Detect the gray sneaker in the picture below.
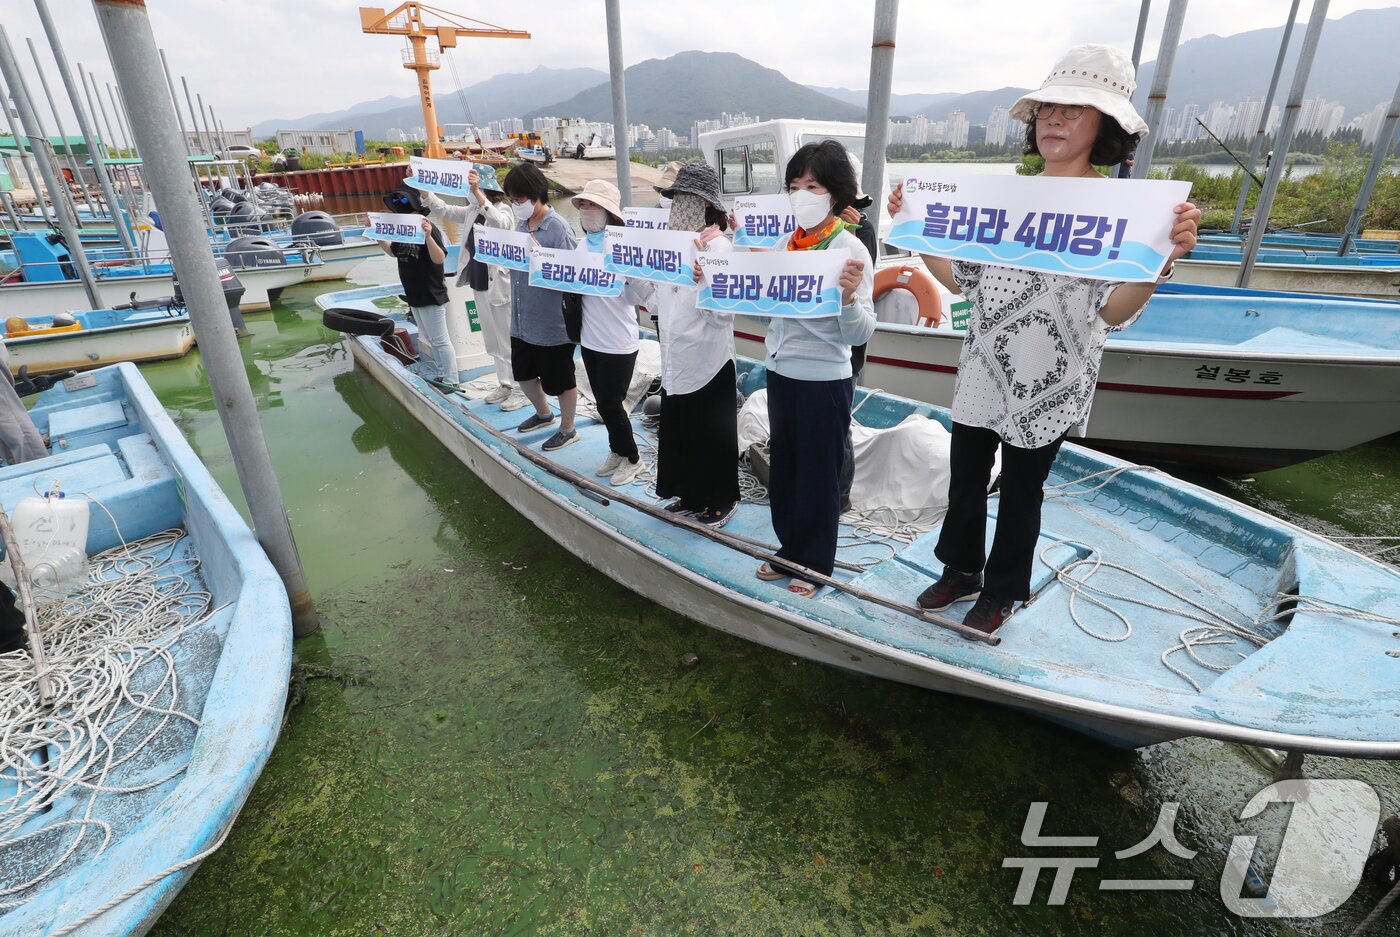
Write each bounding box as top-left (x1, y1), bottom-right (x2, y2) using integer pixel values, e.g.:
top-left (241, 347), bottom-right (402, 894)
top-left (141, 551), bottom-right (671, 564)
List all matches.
top-left (517, 412), bottom-right (555, 433)
top-left (610, 458), bottom-right (645, 487)
top-left (500, 391), bottom-right (529, 412)
top-left (484, 385), bottom-right (512, 405)
top-left (541, 429), bottom-right (579, 451)
top-left (595, 453), bottom-right (624, 477)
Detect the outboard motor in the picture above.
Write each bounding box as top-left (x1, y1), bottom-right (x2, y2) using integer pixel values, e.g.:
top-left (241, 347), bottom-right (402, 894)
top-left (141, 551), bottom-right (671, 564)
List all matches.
top-left (289, 210), bottom-right (343, 246)
top-left (220, 187), bottom-right (248, 204)
top-left (223, 235), bottom-right (286, 270)
top-left (173, 258), bottom-right (249, 336)
top-left (225, 200), bottom-right (271, 236)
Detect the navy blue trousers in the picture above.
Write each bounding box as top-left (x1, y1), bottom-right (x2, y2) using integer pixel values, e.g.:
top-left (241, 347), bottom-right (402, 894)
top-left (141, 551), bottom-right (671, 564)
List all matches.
top-left (934, 422), bottom-right (1065, 601)
top-left (767, 371), bottom-right (853, 578)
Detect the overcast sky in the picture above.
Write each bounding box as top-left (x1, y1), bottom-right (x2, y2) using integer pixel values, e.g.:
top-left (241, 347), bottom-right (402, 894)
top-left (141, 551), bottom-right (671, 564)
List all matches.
top-left (2, 0), bottom-right (1397, 130)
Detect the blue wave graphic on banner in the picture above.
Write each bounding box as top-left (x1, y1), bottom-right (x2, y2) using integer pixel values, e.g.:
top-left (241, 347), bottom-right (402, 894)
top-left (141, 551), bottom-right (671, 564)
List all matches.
top-left (885, 220), bottom-right (1167, 280)
top-left (698, 288), bottom-right (842, 318)
top-left (602, 261), bottom-right (693, 287)
top-left (528, 272), bottom-right (623, 297)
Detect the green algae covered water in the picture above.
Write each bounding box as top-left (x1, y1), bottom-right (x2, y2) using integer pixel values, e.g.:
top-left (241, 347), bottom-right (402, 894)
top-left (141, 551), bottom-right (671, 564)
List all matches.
top-left (139, 265), bottom-right (1400, 936)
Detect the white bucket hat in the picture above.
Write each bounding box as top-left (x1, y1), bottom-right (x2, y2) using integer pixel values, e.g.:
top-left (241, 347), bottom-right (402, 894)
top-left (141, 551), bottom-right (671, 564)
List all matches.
top-left (1010, 44), bottom-right (1149, 139)
top-left (570, 179), bottom-right (623, 221)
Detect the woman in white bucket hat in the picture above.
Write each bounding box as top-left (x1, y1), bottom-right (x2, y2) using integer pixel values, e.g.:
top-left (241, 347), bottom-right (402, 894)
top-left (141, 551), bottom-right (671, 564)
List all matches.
top-left (888, 44), bottom-right (1200, 639)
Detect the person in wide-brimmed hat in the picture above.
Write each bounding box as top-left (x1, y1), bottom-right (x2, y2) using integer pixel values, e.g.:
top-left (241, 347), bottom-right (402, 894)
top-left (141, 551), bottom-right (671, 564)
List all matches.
top-left (653, 161), bottom-right (685, 207)
top-left (888, 43), bottom-right (1199, 639)
top-left (652, 161), bottom-right (740, 527)
top-left (570, 178), bottom-right (655, 487)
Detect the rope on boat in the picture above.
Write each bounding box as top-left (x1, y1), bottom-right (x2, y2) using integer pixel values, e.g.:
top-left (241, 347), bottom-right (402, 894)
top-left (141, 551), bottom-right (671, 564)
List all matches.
top-left (0, 530), bottom-right (218, 915)
top-left (1352, 877), bottom-right (1400, 936)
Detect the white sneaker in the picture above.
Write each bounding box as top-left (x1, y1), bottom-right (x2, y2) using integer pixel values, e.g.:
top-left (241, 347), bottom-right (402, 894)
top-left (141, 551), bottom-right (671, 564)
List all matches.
top-left (610, 458), bottom-right (645, 487)
top-left (595, 453), bottom-right (624, 477)
top-left (484, 385), bottom-right (512, 405)
top-left (499, 391), bottom-right (529, 412)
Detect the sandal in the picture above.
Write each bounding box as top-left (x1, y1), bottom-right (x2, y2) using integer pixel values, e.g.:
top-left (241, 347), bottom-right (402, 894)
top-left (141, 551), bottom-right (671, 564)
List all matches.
top-left (756, 562), bottom-right (787, 582)
top-left (787, 580), bottom-right (819, 598)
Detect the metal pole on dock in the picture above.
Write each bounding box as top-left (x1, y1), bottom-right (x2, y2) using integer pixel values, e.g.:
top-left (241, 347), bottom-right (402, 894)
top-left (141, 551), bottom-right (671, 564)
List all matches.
top-left (1337, 76), bottom-right (1400, 255)
top-left (861, 0), bottom-right (898, 241)
top-left (107, 82), bottom-right (135, 155)
top-left (603, 0), bottom-right (632, 208)
top-left (1132, 0), bottom-right (1189, 179)
top-left (1237, 0), bottom-right (1330, 288)
top-left (33, 0), bottom-right (138, 255)
top-left (0, 26), bottom-right (103, 309)
top-left (180, 76), bottom-right (207, 154)
top-left (1231, 0), bottom-right (1300, 234)
top-left (1118, 0), bottom-right (1151, 178)
top-left (196, 93), bottom-right (216, 159)
top-left (26, 37), bottom-right (97, 216)
top-left (158, 49), bottom-right (190, 157)
top-left (83, 67), bottom-right (120, 157)
top-left (92, 0), bottom-right (319, 637)
top-left (210, 106), bottom-right (227, 158)
top-left (2, 82), bottom-right (53, 225)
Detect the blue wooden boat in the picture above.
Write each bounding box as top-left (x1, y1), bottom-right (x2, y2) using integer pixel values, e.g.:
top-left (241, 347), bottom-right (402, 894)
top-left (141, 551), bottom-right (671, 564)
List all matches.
top-left (1197, 231), bottom-right (1400, 254)
top-left (1175, 243), bottom-right (1400, 301)
top-left (2, 303), bottom-right (195, 377)
top-left (0, 364), bottom-right (292, 935)
top-left (319, 283), bottom-right (1400, 757)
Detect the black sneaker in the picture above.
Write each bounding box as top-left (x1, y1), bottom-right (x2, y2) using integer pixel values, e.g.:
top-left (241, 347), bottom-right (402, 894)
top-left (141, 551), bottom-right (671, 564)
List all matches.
top-left (697, 502), bottom-right (737, 528)
top-left (916, 567), bottom-right (982, 611)
top-left (961, 594), bottom-right (1016, 639)
top-left (541, 429), bottom-right (578, 451)
top-left (517, 412), bottom-right (555, 433)
top-left (663, 500), bottom-right (696, 516)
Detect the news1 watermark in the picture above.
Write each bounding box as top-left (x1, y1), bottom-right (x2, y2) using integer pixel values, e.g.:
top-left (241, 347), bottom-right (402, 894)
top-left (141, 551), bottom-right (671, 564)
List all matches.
top-left (1005, 779), bottom-right (1384, 918)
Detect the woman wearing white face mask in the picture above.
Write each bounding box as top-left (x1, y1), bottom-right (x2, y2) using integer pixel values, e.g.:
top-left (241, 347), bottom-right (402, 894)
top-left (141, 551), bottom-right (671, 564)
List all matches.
top-left (752, 141), bottom-right (875, 599)
top-left (501, 162), bottom-right (580, 452)
top-left (570, 180), bottom-right (654, 486)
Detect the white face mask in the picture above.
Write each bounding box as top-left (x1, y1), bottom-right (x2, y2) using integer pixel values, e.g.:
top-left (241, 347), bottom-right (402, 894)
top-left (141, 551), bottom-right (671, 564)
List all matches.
top-left (579, 209), bottom-right (608, 233)
top-left (789, 188), bottom-right (833, 230)
top-left (656, 193), bottom-right (672, 208)
top-left (511, 200), bottom-right (535, 222)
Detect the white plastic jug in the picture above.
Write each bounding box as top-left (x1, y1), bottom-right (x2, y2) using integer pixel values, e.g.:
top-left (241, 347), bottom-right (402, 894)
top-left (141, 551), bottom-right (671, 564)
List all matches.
top-left (1, 491), bottom-right (90, 602)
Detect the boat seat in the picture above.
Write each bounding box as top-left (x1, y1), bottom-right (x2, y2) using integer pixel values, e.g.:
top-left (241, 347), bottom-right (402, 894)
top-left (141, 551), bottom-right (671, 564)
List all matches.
top-left (48, 400), bottom-right (130, 441)
top-left (1231, 326), bottom-right (1380, 355)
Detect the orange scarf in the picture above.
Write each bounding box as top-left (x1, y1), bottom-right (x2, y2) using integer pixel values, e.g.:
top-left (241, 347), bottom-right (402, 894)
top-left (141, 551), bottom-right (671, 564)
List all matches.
top-left (786, 217), bottom-right (846, 251)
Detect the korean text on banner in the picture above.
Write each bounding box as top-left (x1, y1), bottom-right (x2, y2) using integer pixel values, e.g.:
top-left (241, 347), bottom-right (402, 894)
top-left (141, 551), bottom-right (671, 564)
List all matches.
top-left (623, 207), bottom-right (670, 230)
top-left (471, 224), bottom-right (533, 271)
top-left (364, 211), bottom-right (426, 245)
top-left (529, 246), bottom-right (625, 297)
top-left (884, 172), bottom-right (1191, 283)
top-left (697, 250), bottom-right (846, 319)
top-left (602, 226), bottom-right (697, 287)
top-left (405, 155), bottom-right (501, 197)
top-left (732, 194), bottom-right (797, 249)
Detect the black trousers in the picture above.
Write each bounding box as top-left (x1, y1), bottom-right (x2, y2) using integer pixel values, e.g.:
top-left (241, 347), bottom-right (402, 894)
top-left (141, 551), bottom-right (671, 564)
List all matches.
top-left (581, 347), bottom-right (638, 461)
top-left (934, 422), bottom-right (1065, 601)
top-left (768, 371), bottom-right (853, 578)
top-left (657, 361), bottom-right (739, 512)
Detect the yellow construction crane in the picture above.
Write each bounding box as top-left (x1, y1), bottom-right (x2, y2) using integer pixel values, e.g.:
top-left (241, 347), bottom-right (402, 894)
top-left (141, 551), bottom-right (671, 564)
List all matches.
top-left (359, 4), bottom-right (529, 159)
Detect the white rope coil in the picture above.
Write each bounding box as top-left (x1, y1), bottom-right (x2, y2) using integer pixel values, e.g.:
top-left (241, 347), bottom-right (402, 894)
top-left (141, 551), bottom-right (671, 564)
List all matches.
top-left (0, 529), bottom-right (215, 915)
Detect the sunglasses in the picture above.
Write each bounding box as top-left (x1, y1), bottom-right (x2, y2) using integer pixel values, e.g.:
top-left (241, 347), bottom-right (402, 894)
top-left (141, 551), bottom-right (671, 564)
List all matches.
top-left (1032, 103), bottom-right (1087, 121)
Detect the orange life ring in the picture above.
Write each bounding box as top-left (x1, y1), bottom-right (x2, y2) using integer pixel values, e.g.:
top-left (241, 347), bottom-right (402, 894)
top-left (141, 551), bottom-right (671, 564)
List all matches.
top-left (873, 264), bottom-right (942, 328)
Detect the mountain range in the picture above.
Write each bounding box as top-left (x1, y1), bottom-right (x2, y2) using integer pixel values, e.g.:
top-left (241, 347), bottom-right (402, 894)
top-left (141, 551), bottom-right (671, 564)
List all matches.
top-left (255, 7), bottom-right (1399, 139)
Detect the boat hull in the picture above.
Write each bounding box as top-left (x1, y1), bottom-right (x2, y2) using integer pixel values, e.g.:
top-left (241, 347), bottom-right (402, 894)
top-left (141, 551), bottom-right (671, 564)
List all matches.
top-left (5, 317), bottom-right (195, 375)
top-left (1174, 256), bottom-right (1400, 301)
top-left (0, 261), bottom-right (319, 316)
top-left (731, 317), bottom-right (1400, 473)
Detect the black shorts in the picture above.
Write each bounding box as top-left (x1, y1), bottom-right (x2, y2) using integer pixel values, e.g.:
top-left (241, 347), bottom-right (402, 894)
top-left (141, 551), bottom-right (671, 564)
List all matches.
top-left (510, 337), bottom-right (577, 396)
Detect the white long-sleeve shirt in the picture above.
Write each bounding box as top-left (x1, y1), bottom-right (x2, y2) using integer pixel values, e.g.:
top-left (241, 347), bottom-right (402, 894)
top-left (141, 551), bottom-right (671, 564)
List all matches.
top-left (423, 190), bottom-right (514, 308)
top-left (653, 234), bottom-right (735, 395)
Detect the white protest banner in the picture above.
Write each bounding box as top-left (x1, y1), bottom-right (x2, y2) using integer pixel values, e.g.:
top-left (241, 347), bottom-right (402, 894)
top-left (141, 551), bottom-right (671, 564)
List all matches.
top-left (884, 172), bottom-right (1191, 282)
top-left (732, 194), bottom-right (797, 249)
top-left (471, 224), bottom-right (533, 271)
top-left (364, 212), bottom-right (426, 245)
top-left (601, 225), bottom-right (696, 287)
top-left (529, 246), bottom-right (624, 297)
top-left (697, 250), bottom-right (846, 319)
top-left (404, 156), bottom-right (501, 198)
top-left (623, 206), bottom-right (670, 230)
